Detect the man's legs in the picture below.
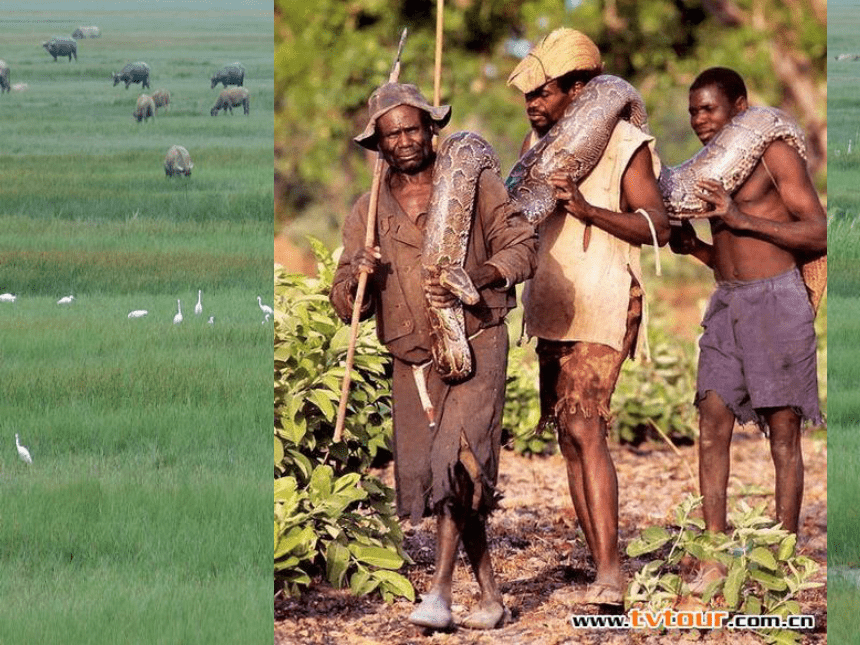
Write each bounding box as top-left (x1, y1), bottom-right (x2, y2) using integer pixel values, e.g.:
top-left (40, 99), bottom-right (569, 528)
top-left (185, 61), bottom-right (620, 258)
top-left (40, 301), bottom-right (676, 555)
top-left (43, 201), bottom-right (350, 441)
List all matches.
top-left (762, 407), bottom-right (803, 534)
top-left (690, 390), bottom-right (736, 591)
top-left (557, 409), bottom-right (623, 595)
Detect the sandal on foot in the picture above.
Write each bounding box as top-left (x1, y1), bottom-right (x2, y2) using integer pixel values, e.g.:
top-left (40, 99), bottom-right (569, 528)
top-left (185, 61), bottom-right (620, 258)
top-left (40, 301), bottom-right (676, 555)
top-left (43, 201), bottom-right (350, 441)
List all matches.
top-left (460, 603), bottom-right (510, 630)
top-left (408, 593), bottom-right (454, 630)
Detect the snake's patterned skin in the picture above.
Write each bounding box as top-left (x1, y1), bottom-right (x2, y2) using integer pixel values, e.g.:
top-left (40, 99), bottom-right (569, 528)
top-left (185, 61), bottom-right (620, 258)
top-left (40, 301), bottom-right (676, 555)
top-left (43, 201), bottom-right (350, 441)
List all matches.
top-left (659, 106), bottom-right (807, 217)
top-left (505, 75), bottom-right (649, 225)
top-left (422, 131), bottom-right (500, 381)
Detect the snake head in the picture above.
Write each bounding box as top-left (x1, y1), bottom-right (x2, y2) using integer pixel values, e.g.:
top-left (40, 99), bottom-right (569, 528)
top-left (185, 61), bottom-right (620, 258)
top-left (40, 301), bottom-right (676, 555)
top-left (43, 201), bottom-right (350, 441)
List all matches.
top-left (439, 266), bottom-right (480, 306)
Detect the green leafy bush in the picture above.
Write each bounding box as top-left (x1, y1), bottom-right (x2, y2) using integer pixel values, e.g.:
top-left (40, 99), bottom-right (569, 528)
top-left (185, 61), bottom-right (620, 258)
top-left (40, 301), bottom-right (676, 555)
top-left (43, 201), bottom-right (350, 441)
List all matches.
top-left (612, 319), bottom-right (699, 444)
top-left (502, 342), bottom-right (557, 456)
top-left (274, 239), bottom-right (413, 601)
top-left (626, 495), bottom-right (822, 645)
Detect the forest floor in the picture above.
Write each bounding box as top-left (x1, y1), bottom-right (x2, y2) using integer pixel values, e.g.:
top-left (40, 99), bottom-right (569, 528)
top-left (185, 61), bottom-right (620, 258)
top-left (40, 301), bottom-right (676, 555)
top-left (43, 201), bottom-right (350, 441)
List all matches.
top-left (275, 422), bottom-right (826, 645)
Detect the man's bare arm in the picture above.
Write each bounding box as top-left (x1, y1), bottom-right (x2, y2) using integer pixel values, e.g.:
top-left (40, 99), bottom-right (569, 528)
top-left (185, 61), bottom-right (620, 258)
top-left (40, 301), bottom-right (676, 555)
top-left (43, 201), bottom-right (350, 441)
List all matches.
top-left (694, 141), bottom-right (826, 253)
top-left (551, 145), bottom-right (670, 247)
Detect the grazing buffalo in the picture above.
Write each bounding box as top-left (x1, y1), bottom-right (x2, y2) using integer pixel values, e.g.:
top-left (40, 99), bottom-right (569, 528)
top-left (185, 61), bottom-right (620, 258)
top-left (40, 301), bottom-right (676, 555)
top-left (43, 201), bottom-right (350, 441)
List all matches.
top-left (72, 26), bottom-right (100, 39)
top-left (210, 62), bottom-right (245, 88)
top-left (113, 62), bottom-right (150, 89)
top-left (0, 60), bottom-right (9, 94)
top-left (42, 37), bottom-right (77, 61)
top-left (210, 87), bottom-right (250, 116)
top-left (134, 94), bottom-right (155, 122)
top-left (164, 145), bottom-right (193, 177)
top-left (151, 89), bottom-right (170, 112)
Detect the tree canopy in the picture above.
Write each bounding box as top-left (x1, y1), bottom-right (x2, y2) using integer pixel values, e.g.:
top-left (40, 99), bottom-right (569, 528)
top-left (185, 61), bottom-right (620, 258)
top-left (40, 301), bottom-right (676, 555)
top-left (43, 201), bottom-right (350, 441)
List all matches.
top-left (275, 0), bottom-right (825, 248)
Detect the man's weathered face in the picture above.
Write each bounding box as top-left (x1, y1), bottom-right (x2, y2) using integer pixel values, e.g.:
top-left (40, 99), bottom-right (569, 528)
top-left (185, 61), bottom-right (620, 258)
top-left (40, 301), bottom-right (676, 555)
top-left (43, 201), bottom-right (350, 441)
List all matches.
top-left (524, 79), bottom-right (578, 135)
top-left (376, 105), bottom-right (435, 174)
top-left (688, 85), bottom-right (745, 145)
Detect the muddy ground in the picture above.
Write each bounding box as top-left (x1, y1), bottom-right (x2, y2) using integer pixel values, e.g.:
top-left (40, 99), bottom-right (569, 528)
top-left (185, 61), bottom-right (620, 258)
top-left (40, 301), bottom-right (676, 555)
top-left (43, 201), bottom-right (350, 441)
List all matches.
top-left (275, 423), bottom-right (826, 645)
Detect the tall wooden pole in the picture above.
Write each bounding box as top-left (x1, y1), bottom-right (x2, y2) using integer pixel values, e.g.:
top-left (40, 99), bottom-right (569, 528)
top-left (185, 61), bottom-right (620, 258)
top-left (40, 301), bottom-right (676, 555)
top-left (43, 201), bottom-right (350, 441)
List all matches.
top-left (434, 0), bottom-right (444, 108)
top-left (333, 28), bottom-right (407, 443)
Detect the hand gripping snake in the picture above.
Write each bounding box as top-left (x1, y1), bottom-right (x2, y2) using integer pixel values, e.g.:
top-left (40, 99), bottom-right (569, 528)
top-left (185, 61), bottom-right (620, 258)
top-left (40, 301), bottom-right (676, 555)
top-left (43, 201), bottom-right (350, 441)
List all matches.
top-left (422, 75), bottom-right (824, 381)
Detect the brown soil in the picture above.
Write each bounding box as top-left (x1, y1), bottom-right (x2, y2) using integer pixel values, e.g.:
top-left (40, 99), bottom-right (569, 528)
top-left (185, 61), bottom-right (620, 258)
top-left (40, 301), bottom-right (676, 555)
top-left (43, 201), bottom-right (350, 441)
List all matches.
top-left (275, 426), bottom-right (826, 644)
top-left (275, 233), bottom-right (316, 275)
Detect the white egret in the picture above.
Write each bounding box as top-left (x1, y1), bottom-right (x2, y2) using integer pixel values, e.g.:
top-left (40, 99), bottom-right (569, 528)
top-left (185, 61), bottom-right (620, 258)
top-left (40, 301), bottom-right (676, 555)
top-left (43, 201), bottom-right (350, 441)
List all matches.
top-left (173, 299), bottom-right (183, 324)
top-left (57, 295), bottom-right (75, 305)
top-left (15, 434), bottom-right (32, 464)
top-left (262, 313), bottom-right (270, 324)
top-left (128, 310), bottom-right (148, 318)
top-left (0, 293), bottom-right (16, 302)
top-left (257, 296), bottom-right (273, 316)
top-left (195, 290), bottom-right (203, 315)
top-left (207, 316), bottom-right (215, 325)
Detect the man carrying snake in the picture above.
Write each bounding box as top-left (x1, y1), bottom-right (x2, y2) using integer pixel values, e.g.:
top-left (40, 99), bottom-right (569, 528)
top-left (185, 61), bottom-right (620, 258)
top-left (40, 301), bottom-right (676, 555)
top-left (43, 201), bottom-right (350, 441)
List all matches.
top-left (669, 67), bottom-right (826, 591)
top-left (507, 28), bottom-right (670, 606)
top-left (330, 82), bottom-right (536, 630)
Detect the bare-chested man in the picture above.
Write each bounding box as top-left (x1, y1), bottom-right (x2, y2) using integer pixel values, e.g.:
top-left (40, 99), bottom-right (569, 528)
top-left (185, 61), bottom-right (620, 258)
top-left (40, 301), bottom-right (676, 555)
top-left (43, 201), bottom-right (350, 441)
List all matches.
top-left (669, 67), bottom-right (826, 590)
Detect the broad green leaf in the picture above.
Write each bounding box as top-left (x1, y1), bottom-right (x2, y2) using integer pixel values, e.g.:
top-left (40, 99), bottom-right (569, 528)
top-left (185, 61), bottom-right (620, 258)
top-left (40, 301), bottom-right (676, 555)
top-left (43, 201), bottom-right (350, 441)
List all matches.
top-left (349, 544), bottom-right (404, 569)
top-left (308, 388), bottom-right (336, 419)
top-left (748, 567), bottom-right (788, 591)
top-left (373, 570), bottom-right (415, 601)
top-left (749, 546), bottom-right (779, 570)
top-left (275, 436), bottom-right (285, 467)
top-left (723, 561), bottom-right (745, 609)
top-left (325, 541), bottom-right (352, 588)
top-left (309, 465), bottom-right (333, 504)
top-left (777, 533), bottom-right (797, 561)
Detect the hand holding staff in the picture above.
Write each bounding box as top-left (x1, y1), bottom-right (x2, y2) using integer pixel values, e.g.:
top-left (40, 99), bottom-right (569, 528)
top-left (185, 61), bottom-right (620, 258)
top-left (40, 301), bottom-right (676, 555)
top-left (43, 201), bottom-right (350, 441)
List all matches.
top-left (333, 28), bottom-right (408, 443)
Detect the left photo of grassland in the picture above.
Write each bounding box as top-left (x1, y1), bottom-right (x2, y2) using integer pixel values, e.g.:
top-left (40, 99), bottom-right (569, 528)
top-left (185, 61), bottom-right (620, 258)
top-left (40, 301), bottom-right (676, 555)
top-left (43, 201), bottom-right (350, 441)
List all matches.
top-left (0, 3), bottom-right (273, 644)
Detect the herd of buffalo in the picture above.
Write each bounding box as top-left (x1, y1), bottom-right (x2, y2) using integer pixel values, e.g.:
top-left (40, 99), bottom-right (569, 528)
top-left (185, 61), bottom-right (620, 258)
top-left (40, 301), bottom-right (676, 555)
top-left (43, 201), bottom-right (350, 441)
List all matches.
top-left (0, 26), bottom-right (253, 178)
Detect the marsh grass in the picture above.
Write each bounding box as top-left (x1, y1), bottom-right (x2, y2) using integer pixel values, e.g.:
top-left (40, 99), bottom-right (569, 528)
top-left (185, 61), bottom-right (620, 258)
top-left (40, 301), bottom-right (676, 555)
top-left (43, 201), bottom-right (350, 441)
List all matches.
top-left (828, 2), bottom-right (860, 636)
top-left (0, 5), bottom-right (272, 643)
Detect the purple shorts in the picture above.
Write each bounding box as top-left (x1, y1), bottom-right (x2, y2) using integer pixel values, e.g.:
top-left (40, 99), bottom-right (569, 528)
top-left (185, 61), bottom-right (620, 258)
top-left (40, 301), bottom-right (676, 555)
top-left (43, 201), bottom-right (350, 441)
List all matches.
top-left (696, 267), bottom-right (822, 430)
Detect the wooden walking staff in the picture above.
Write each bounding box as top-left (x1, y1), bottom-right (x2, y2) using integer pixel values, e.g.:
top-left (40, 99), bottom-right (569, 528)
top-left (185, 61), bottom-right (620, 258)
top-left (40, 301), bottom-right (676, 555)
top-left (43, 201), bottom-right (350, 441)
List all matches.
top-left (333, 28), bottom-right (408, 443)
top-left (433, 0), bottom-right (444, 108)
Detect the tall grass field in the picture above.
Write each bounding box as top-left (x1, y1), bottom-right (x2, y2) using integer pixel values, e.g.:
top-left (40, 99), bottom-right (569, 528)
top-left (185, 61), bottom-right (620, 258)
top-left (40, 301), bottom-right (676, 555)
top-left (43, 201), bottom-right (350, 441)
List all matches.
top-left (829, 1), bottom-right (860, 642)
top-left (0, 3), bottom-right (273, 644)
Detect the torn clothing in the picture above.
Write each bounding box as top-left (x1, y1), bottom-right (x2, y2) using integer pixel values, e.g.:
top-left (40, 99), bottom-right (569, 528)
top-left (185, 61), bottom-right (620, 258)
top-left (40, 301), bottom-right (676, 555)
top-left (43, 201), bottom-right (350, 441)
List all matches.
top-left (695, 267), bottom-right (822, 431)
top-left (391, 323), bottom-right (508, 523)
top-left (523, 120), bottom-right (660, 358)
top-left (330, 166), bottom-right (537, 364)
top-left (537, 283), bottom-right (642, 428)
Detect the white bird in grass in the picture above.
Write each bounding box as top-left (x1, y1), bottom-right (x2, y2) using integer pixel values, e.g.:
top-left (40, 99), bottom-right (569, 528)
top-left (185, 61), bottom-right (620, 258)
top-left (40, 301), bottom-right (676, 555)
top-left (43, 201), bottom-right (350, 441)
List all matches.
top-left (57, 295), bottom-right (75, 305)
top-left (173, 299), bottom-right (183, 325)
top-left (0, 293), bottom-right (16, 302)
top-left (207, 316), bottom-right (215, 325)
top-left (262, 313), bottom-right (270, 324)
top-left (128, 310), bottom-right (148, 318)
top-left (15, 434), bottom-right (32, 464)
top-left (257, 296), bottom-right (273, 317)
top-left (195, 290), bottom-right (203, 315)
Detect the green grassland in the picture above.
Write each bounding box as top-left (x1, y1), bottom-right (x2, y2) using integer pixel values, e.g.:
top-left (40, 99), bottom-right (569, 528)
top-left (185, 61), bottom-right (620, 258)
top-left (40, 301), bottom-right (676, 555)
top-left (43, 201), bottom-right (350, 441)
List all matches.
top-left (828, 1), bottom-right (860, 639)
top-left (0, 6), bottom-right (273, 644)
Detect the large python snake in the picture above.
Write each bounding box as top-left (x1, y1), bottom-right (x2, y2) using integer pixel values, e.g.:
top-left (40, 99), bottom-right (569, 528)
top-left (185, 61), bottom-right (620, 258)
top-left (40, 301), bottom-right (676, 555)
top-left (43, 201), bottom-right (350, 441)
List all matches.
top-left (422, 75), bottom-right (824, 381)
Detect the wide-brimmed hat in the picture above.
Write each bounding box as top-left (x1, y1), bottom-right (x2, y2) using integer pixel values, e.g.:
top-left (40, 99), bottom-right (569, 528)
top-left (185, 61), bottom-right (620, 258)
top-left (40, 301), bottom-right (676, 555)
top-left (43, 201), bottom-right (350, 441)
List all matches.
top-left (353, 82), bottom-right (452, 151)
top-left (507, 28), bottom-right (602, 94)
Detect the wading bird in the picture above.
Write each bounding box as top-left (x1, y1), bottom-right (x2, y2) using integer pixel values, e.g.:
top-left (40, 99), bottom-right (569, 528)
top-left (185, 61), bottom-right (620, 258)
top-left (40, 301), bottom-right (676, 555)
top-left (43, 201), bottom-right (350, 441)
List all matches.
top-left (173, 299), bottom-right (183, 325)
top-left (257, 296), bottom-right (273, 316)
top-left (15, 434), bottom-right (32, 464)
top-left (262, 313), bottom-right (270, 324)
top-left (57, 295), bottom-right (75, 305)
top-left (0, 293), bottom-right (16, 302)
top-left (195, 290), bottom-right (203, 315)
top-left (207, 316), bottom-right (215, 325)
top-left (128, 310), bottom-right (148, 318)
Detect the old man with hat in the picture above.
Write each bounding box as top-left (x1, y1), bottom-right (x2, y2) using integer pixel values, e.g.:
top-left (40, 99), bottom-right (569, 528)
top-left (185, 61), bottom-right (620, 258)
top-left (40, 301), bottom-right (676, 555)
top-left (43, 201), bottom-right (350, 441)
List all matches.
top-left (508, 28), bottom-right (670, 605)
top-left (330, 82), bottom-right (536, 629)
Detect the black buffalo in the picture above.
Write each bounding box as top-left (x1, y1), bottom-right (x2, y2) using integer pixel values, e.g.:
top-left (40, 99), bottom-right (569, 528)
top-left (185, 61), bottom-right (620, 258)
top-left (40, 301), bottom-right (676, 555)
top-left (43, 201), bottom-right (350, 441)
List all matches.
top-left (42, 37), bottom-right (77, 61)
top-left (113, 62), bottom-right (151, 89)
top-left (210, 62), bottom-right (245, 89)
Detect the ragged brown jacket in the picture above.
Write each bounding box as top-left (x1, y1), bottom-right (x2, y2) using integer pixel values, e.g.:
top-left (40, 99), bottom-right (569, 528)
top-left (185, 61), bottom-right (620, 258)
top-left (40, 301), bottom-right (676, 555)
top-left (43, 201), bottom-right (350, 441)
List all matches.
top-left (330, 164), bottom-right (536, 364)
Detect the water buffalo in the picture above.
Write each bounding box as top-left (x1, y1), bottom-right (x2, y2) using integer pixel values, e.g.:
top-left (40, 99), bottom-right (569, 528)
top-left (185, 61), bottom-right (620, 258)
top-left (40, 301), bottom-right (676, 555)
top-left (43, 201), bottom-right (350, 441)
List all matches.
top-left (42, 36), bottom-right (77, 61)
top-left (134, 94), bottom-right (155, 122)
top-left (0, 60), bottom-right (9, 94)
top-left (151, 89), bottom-right (170, 112)
top-left (72, 26), bottom-right (100, 39)
top-left (113, 62), bottom-right (150, 89)
top-left (210, 87), bottom-right (250, 116)
top-left (164, 145), bottom-right (193, 177)
top-left (210, 62), bottom-right (245, 89)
